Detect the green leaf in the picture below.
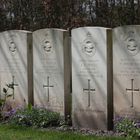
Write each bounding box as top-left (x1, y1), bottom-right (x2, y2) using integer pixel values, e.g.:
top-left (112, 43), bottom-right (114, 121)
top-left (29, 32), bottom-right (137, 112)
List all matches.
top-left (0, 99), bottom-right (5, 102)
top-left (0, 99), bottom-right (5, 106)
top-left (27, 103), bottom-right (32, 111)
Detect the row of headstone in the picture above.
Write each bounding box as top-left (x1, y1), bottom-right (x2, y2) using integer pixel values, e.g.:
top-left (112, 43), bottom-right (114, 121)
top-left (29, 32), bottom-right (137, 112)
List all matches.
top-left (0, 29), bottom-right (71, 119)
top-left (0, 26), bottom-right (140, 130)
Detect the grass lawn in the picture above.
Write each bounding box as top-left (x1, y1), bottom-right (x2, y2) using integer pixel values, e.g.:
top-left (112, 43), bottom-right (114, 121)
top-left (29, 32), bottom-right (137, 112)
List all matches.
top-left (0, 124), bottom-right (133, 140)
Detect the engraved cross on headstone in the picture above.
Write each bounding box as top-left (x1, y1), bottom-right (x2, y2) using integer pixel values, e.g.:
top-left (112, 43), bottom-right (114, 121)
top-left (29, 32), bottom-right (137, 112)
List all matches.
top-left (11, 75), bottom-right (18, 99)
top-left (43, 76), bottom-right (54, 102)
top-left (126, 79), bottom-right (139, 108)
top-left (83, 79), bottom-right (95, 107)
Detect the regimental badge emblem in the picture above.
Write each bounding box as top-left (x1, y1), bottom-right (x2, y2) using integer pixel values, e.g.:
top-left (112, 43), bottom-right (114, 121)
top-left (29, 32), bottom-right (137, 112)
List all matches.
top-left (8, 34), bottom-right (17, 55)
top-left (124, 31), bottom-right (140, 56)
top-left (82, 32), bottom-right (96, 57)
top-left (42, 32), bottom-right (53, 54)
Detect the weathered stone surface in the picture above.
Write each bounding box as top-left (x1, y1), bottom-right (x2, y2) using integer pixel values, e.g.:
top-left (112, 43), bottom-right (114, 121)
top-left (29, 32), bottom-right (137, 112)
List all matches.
top-left (0, 30), bottom-right (31, 107)
top-left (72, 27), bottom-right (113, 130)
top-left (33, 29), bottom-right (71, 116)
top-left (113, 25), bottom-right (140, 119)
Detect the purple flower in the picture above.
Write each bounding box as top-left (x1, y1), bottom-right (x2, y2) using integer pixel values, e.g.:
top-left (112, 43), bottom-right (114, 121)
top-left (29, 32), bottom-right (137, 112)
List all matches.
top-left (114, 116), bottom-right (124, 122)
top-left (4, 108), bottom-right (17, 118)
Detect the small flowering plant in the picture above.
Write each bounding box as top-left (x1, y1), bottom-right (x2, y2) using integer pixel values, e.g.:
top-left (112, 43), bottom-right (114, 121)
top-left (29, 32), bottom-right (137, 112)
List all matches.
top-left (0, 83), bottom-right (15, 120)
top-left (114, 116), bottom-right (140, 138)
top-left (3, 108), bottom-right (16, 119)
top-left (9, 104), bottom-right (61, 128)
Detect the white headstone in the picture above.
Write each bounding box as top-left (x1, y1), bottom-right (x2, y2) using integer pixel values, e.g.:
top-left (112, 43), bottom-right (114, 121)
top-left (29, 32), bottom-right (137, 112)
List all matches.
top-left (72, 27), bottom-right (113, 130)
top-left (0, 30), bottom-right (31, 107)
top-left (33, 29), bottom-right (71, 116)
top-left (113, 25), bottom-right (140, 119)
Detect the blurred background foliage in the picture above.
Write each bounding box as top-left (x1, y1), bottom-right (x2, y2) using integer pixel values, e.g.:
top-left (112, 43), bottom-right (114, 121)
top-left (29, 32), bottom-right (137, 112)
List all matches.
top-left (0, 0), bottom-right (140, 31)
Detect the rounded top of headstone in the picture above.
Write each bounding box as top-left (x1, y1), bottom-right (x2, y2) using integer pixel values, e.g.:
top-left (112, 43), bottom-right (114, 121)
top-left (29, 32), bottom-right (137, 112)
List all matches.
top-left (0, 30), bottom-right (32, 34)
top-left (72, 26), bottom-right (111, 31)
top-left (33, 28), bottom-right (67, 33)
top-left (114, 25), bottom-right (140, 30)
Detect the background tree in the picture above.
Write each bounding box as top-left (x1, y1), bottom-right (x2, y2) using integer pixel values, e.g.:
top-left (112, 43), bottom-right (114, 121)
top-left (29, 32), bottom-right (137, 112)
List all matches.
top-left (0, 0), bottom-right (140, 32)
